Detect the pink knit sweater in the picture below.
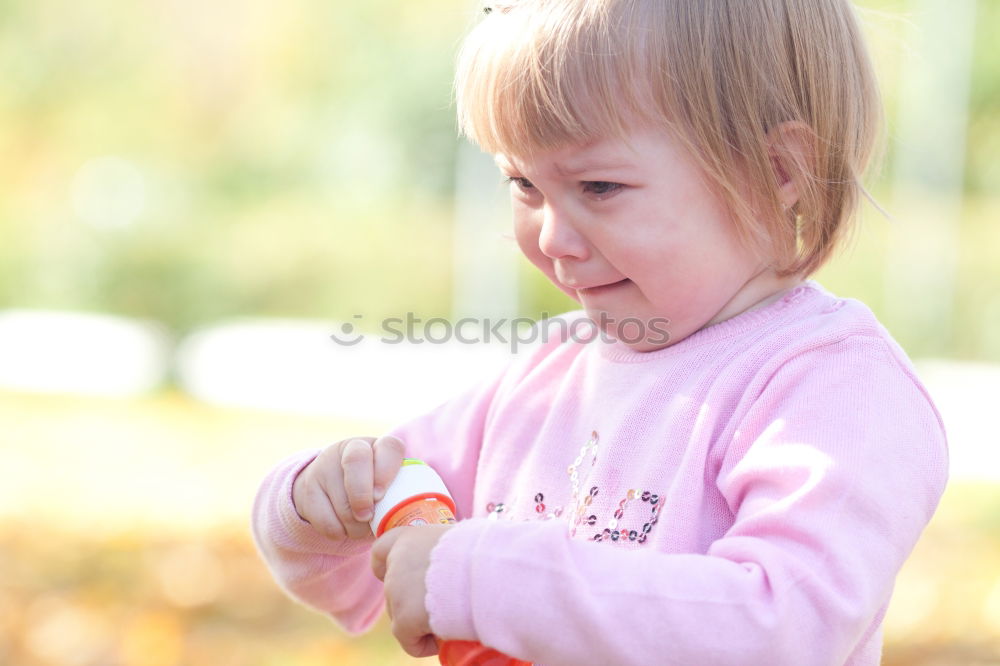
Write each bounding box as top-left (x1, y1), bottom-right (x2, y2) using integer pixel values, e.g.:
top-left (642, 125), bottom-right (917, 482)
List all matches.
top-left (251, 280), bottom-right (948, 666)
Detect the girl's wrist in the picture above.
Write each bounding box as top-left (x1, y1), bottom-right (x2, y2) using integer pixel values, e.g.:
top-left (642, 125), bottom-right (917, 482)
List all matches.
top-left (425, 519), bottom-right (484, 641)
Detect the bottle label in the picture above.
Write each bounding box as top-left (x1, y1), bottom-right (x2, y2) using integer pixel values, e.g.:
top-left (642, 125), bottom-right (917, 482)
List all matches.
top-left (382, 496), bottom-right (456, 532)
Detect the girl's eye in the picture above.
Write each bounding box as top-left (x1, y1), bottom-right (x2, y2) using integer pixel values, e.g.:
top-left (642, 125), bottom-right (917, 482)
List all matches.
top-left (584, 181), bottom-right (623, 198)
top-left (505, 176), bottom-right (535, 191)
top-left (504, 176), bottom-right (623, 200)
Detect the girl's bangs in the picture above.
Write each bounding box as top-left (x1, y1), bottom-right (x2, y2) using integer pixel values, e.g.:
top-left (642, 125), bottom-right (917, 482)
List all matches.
top-left (455, 1), bottom-right (653, 159)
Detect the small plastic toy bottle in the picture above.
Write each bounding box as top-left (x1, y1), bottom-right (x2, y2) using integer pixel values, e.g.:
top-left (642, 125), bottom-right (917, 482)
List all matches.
top-left (371, 458), bottom-right (532, 666)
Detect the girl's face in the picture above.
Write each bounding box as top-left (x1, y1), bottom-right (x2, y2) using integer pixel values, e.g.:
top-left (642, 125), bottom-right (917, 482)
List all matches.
top-left (498, 125), bottom-right (799, 351)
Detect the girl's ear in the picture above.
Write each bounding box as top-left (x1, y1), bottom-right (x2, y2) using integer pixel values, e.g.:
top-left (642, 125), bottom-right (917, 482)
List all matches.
top-left (766, 121), bottom-right (814, 210)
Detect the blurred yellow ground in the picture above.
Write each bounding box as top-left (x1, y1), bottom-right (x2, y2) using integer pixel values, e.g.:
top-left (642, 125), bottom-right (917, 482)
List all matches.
top-left (1, 389), bottom-right (998, 665)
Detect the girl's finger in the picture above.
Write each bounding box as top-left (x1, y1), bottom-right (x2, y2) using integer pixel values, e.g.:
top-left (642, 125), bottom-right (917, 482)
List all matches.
top-left (401, 632), bottom-right (440, 659)
top-left (324, 467), bottom-right (372, 540)
top-left (292, 448), bottom-right (344, 538)
top-left (370, 528), bottom-right (404, 582)
top-left (372, 435), bottom-right (406, 501)
top-left (341, 438), bottom-right (376, 522)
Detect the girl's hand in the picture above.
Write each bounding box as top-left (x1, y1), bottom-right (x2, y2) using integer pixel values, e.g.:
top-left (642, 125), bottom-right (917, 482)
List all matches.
top-left (291, 435), bottom-right (406, 540)
top-left (371, 524), bottom-right (454, 658)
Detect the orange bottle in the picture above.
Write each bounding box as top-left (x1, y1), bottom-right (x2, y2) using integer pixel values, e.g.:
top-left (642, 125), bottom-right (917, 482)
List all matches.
top-left (371, 458), bottom-right (532, 666)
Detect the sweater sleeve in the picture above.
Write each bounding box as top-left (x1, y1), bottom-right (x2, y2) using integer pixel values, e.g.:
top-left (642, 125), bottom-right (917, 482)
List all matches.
top-left (249, 356), bottom-right (516, 635)
top-left (250, 447), bottom-right (382, 634)
top-left (423, 336), bottom-right (949, 666)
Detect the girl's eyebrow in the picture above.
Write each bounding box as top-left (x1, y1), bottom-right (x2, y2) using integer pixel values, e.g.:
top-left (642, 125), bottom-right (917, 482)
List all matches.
top-left (493, 154), bottom-right (631, 176)
top-left (554, 160), bottom-right (632, 176)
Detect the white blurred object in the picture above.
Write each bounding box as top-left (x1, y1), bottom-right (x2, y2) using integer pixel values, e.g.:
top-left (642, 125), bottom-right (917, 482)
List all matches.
top-left (174, 318), bottom-right (525, 424)
top-left (914, 359), bottom-right (1000, 482)
top-left (175, 320), bottom-right (1000, 479)
top-left (0, 309), bottom-right (170, 396)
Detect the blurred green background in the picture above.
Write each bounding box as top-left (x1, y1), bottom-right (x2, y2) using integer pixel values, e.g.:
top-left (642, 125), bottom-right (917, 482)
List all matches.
top-left (1, 0), bottom-right (998, 664)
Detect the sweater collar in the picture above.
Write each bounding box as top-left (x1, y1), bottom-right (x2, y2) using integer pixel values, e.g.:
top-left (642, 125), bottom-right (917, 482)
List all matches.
top-left (592, 280), bottom-right (825, 363)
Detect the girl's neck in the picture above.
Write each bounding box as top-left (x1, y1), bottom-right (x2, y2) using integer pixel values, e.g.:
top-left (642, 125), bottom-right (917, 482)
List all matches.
top-left (700, 269), bottom-right (806, 331)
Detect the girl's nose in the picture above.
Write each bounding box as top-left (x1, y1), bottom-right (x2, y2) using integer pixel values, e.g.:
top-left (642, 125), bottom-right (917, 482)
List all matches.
top-left (537, 203), bottom-right (588, 260)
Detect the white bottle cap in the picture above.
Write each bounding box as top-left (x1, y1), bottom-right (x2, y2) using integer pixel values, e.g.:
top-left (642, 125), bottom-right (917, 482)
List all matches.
top-left (370, 458), bottom-right (455, 536)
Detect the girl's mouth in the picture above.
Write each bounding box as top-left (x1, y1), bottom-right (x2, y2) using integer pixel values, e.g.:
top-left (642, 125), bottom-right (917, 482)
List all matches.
top-left (580, 278), bottom-right (631, 294)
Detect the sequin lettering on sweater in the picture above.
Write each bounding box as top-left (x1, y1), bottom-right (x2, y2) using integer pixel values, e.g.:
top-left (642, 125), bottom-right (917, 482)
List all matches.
top-left (484, 430), bottom-right (664, 546)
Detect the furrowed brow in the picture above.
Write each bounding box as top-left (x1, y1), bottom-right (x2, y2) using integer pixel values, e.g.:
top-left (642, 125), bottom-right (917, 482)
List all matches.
top-left (555, 160), bottom-right (631, 176)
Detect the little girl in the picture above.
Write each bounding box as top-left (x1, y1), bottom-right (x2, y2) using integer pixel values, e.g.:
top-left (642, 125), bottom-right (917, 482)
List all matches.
top-left (252, 1), bottom-right (949, 664)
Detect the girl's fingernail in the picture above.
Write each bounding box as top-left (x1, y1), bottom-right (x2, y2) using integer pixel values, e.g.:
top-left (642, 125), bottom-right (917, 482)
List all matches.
top-left (357, 509), bottom-right (373, 522)
top-left (373, 486), bottom-right (385, 502)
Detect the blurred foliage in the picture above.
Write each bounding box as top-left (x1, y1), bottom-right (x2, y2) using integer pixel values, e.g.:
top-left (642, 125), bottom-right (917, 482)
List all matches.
top-left (0, 0), bottom-right (998, 361)
top-left (0, 0), bottom-right (468, 336)
top-left (1, 389), bottom-right (999, 665)
top-left (967, 0), bottom-right (1000, 196)
top-left (0, 526), bottom-right (427, 666)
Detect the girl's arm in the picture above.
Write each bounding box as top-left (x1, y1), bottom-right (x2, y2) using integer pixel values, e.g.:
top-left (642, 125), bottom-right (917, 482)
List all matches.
top-left (423, 336), bottom-right (949, 666)
top-left (250, 447), bottom-right (384, 634)
top-left (249, 337), bottom-right (536, 634)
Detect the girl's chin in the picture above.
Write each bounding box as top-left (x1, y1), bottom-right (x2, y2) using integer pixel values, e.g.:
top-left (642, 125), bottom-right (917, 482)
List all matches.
top-left (579, 304), bottom-right (676, 351)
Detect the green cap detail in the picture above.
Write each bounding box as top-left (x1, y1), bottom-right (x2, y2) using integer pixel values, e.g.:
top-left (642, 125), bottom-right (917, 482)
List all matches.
top-left (401, 458), bottom-right (425, 466)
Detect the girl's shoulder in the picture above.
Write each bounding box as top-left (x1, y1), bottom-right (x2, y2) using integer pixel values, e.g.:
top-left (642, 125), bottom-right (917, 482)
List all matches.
top-left (743, 281), bottom-right (946, 433)
top-left (768, 280), bottom-right (916, 371)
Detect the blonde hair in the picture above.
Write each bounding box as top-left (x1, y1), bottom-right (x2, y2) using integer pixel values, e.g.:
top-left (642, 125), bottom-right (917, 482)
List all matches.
top-left (454, 0), bottom-right (885, 277)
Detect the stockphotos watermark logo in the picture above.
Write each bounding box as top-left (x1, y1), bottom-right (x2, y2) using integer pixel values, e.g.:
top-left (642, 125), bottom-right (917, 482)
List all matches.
top-left (330, 312), bottom-right (671, 352)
